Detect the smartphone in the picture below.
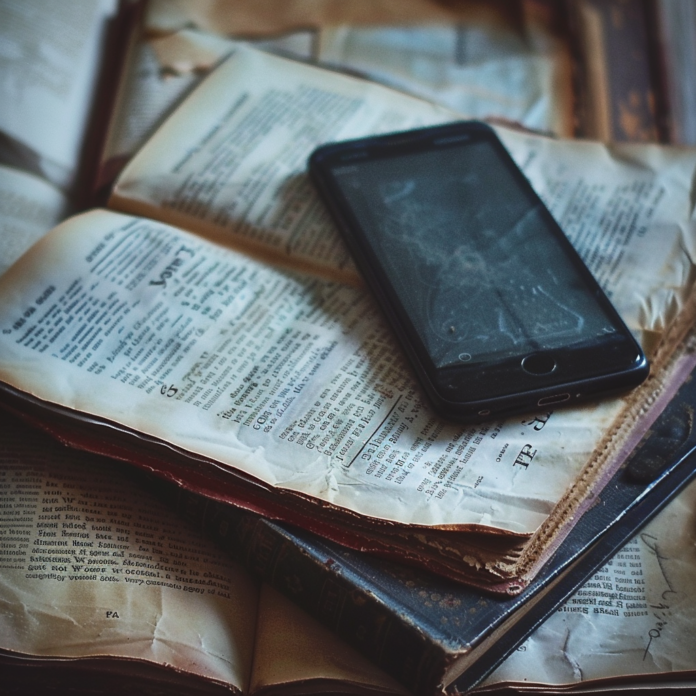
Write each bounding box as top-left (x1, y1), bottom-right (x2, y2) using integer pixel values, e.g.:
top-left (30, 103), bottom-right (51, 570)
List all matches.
top-left (308, 121), bottom-right (649, 422)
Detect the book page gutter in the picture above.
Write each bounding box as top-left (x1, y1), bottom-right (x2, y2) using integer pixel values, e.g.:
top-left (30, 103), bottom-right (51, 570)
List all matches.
top-left (251, 584), bottom-right (407, 695)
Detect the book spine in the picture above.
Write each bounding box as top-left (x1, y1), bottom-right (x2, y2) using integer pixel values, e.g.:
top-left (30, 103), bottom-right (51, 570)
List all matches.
top-left (565, 0), bottom-right (662, 142)
top-left (648, 0), bottom-right (696, 144)
top-left (168, 485), bottom-right (457, 696)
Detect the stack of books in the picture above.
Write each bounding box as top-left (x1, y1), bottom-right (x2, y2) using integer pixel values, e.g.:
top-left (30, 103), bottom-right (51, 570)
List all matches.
top-left (2, 1), bottom-right (696, 694)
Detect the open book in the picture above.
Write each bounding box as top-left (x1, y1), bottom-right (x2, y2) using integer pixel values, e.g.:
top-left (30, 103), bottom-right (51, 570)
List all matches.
top-left (1, 45), bottom-right (696, 595)
top-left (4, 384), bottom-right (696, 696)
top-left (0, 411), bottom-right (407, 696)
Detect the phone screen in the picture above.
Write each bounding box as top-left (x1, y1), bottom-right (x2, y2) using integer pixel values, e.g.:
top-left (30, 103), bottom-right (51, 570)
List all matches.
top-left (310, 122), bottom-right (647, 419)
top-left (330, 140), bottom-right (617, 371)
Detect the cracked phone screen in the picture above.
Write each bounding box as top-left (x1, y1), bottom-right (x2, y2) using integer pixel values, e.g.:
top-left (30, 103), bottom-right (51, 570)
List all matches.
top-left (332, 140), bottom-right (617, 369)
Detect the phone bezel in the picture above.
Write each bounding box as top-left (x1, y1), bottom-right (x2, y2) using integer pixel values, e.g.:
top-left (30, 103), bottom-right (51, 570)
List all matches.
top-left (309, 121), bottom-right (649, 421)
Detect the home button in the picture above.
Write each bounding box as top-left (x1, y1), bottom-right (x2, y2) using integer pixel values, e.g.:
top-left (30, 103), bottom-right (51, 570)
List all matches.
top-left (522, 353), bottom-right (556, 375)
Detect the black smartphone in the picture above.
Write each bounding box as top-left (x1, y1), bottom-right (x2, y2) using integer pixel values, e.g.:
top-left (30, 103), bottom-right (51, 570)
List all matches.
top-left (308, 121), bottom-right (649, 422)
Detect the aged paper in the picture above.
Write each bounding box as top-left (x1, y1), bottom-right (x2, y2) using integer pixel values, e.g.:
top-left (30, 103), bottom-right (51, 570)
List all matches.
top-left (0, 414), bottom-right (256, 691)
top-left (0, 165), bottom-right (68, 277)
top-left (0, 209), bottom-right (594, 534)
top-left (0, 0), bottom-right (117, 189)
top-left (483, 479), bottom-right (696, 689)
top-left (109, 44), bottom-right (456, 283)
top-left (101, 29), bottom-right (238, 172)
top-left (5, 46), bottom-right (696, 540)
top-left (101, 27), bottom-right (315, 181)
top-left (0, 412), bottom-right (404, 694)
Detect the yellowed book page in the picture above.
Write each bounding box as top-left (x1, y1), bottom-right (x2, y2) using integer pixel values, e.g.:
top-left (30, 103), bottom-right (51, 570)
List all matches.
top-left (0, 199), bottom-right (691, 539)
top-left (102, 28), bottom-right (316, 175)
top-left (109, 44), bottom-right (696, 335)
top-left (109, 44), bottom-right (457, 284)
top-left (0, 0), bottom-right (117, 189)
top-left (317, 23), bottom-right (565, 137)
top-left (0, 413), bottom-right (256, 692)
top-left (0, 165), bottom-right (69, 277)
top-left (102, 29), bottom-right (238, 169)
top-left (483, 478), bottom-right (696, 689)
top-left (0, 208), bottom-right (569, 534)
top-left (251, 584), bottom-right (406, 695)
